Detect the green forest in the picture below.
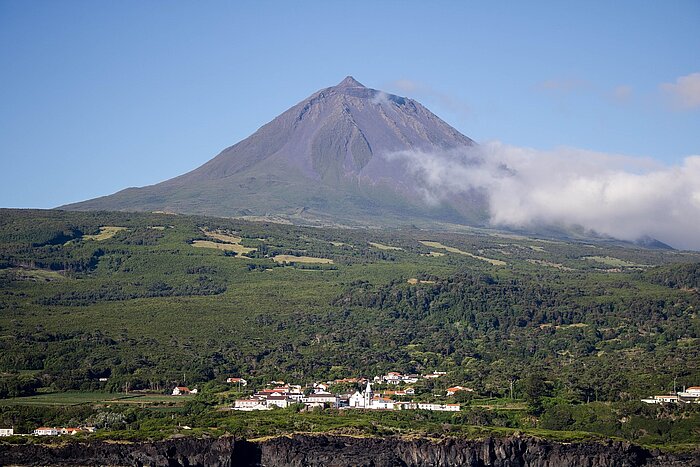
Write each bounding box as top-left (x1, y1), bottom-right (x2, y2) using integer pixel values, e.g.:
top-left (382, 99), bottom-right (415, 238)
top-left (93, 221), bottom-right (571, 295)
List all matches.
top-left (0, 208), bottom-right (699, 449)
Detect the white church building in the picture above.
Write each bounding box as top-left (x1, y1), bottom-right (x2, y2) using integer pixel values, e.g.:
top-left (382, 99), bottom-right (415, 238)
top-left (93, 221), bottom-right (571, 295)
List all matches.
top-left (348, 382), bottom-right (396, 410)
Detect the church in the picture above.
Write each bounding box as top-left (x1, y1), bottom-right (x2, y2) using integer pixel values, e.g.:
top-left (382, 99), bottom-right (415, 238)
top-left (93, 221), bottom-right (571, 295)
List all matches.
top-left (348, 382), bottom-right (395, 410)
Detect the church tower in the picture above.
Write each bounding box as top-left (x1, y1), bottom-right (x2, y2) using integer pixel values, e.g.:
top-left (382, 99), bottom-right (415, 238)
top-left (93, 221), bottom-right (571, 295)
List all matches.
top-left (364, 381), bottom-right (373, 408)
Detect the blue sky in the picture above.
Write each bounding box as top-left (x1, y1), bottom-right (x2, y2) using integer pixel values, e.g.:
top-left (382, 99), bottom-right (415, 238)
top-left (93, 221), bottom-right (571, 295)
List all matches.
top-left (1, 0), bottom-right (699, 209)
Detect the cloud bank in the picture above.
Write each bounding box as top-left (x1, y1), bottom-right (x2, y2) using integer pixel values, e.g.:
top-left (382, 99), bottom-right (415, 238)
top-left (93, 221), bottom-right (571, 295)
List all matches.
top-left (385, 143), bottom-right (700, 250)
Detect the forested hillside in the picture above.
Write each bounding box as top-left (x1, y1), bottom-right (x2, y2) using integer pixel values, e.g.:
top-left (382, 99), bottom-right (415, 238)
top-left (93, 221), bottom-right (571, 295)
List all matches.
top-left (1, 208), bottom-right (699, 446)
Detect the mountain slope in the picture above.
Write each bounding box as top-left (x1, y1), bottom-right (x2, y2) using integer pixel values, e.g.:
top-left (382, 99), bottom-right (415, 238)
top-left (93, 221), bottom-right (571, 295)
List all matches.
top-left (62, 77), bottom-right (485, 225)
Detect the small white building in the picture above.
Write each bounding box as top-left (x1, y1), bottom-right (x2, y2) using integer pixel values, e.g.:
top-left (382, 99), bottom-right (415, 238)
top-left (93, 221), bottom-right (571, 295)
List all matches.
top-left (384, 372), bottom-right (403, 385)
top-left (301, 391), bottom-right (338, 404)
top-left (266, 395), bottom-right (295, 408)
top-left (446, 386), bottom-right (473, 396)
top-left (34, 427), bottom-right (59, 436)
top-left (641, 395), bottom-right (679, 404)
top-left (233, 399), bottom-right (269, 411)
top-left (172, 386), bottom-right (197, 396)
top-left (371, 397), bottom-right (395, 410)
top-left (226, 377), bottom-right (248, 386)
top-left (416, 403), bottom-right (461, 412)
top-left (678, 386), bottom-right (700, 403)
top-left (303, 392), bottom-right (338, 408)
top-left (0, 428), bottom-right (14, 437)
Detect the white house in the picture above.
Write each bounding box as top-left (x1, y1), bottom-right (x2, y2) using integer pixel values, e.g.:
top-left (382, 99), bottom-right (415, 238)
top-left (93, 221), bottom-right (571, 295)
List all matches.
top-left (678, 386), bottom-right (700, 403)
top-left (0, 428), bottom-right (14, 436)
top-left (416, 403), bottom-right (461, 412)
top-left (266, 395), bottom-right (295, 408)
top-left (643, 386), bottom-right (700, 404)
top-left (226, 377), bottom-right (248, 386)
top-left (233, 399), bottom-right (269, 411)
top-left (303, 392), bottom-right (338, 407)
top-left (34, 427), bottom-right (59, 436)
top-left (641, 395), bottom-right (679, 404)
top-left (384, 372), bottom-right (403, 385)
top-left (446, 386), bottom-right (473, 396)
top-left (371, 397), bottom-right (395, 410)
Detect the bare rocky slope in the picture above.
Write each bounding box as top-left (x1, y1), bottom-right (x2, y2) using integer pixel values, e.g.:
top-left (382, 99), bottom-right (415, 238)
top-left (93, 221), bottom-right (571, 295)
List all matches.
top-left (62, 77), bottom-right (486, 226)
top-left (1, 434), bottom-right (697, 467)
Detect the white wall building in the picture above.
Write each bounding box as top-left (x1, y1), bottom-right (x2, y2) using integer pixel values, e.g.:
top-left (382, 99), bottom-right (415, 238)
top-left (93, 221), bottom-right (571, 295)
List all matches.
top-left (226, 377), bottom-right (248, 386)
top-left (266, 395), bottom-right (295, 408)
top-left (0, 428), bottom-right (14, 436)
top-left (416, 403), bottom-right (461, 412)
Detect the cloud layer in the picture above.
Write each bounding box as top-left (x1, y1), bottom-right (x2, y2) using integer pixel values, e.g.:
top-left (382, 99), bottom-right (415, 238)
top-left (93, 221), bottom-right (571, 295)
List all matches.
top-left (385, 143), bottom-right (700, 250)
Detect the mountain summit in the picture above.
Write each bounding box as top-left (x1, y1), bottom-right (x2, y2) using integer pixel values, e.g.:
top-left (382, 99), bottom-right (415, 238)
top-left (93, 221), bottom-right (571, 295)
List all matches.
top-left (63, 77), bottom-right (484, 225)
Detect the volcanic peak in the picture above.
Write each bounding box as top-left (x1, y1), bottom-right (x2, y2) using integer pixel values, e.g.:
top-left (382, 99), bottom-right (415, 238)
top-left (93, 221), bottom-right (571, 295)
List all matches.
top-left (336, 76), bottom-right (365, 88)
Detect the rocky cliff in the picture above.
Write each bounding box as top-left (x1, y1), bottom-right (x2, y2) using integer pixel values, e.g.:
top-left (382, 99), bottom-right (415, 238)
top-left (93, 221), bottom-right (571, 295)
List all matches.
top-left (1, 434), bottom-right (697, 467)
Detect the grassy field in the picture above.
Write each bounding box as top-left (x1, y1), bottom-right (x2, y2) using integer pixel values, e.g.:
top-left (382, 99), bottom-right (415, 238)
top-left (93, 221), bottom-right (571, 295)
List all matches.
top-left (583, 255), bottom-right (644, 268)
top-left (82, 226), bottom-right (127, 241)
top-left (0, 391), bottom-right (190, 407)
top-left (191, 240), bottom-right (255, 254)
top-left (419, 240), bottom-right (507, 266)
top-left (272, 254), bottom-right (334, 264)
top-left (0, 267), bottom-right (66, 282)
top-left (369, 242), bottom-right (403, 251)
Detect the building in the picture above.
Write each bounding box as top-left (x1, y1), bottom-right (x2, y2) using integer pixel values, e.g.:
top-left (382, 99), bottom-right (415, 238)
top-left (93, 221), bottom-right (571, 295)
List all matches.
top-left (446, 386), bottom-right (473, 396)
top-left (303, 392), bottom-right (338, 408)
top-left (233, 399), bottom-right (269, 411)
top-left (678, 387), bottom-right (700, 403)
top-left (384, 372), bottom-right (403, 385)
top-left (642, 386), bottom-right (700, 404)
top-left (416, 403), bottom-right (461, 412)
top-left (641, 395), bottom-right (680, 404)
top-left (34, 427), bottom-right (59, 436)
top-left (371, 396), bottom-right (395, 410)
top-left (172, 386), bottom-right (197, 395)
top-left (266, 395), bottom-right (295, 408)
top-left (0, 428), bottom-right (14, 437)
top-left (424, 371), bottom-right (447, 379)
top-left (383, 388), bottom-right (415, 397)
top-left (226, 377), bottom-right (248, 386)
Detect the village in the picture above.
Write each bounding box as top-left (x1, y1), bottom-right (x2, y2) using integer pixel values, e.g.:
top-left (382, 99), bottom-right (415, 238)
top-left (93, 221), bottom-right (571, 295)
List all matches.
top-left (220, 371), bottom-right (471, 412)
top-left (3, 375), bottom-right (697, 438)
top-left (172, 372), bottom-right (700, 412)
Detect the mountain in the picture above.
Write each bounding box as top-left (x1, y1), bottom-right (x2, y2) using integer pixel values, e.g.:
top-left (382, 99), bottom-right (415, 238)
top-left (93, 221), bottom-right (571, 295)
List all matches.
top-left (62, 77), bottom-right (486, 226)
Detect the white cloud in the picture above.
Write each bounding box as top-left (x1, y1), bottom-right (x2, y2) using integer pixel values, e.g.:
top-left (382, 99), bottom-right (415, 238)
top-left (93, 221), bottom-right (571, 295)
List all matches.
top-left (384, 143), bottom-right (700, 250)
top-left (660, 72), bottom-right (700, 110)
top-left (609, 85), bottom-right (633, 104)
